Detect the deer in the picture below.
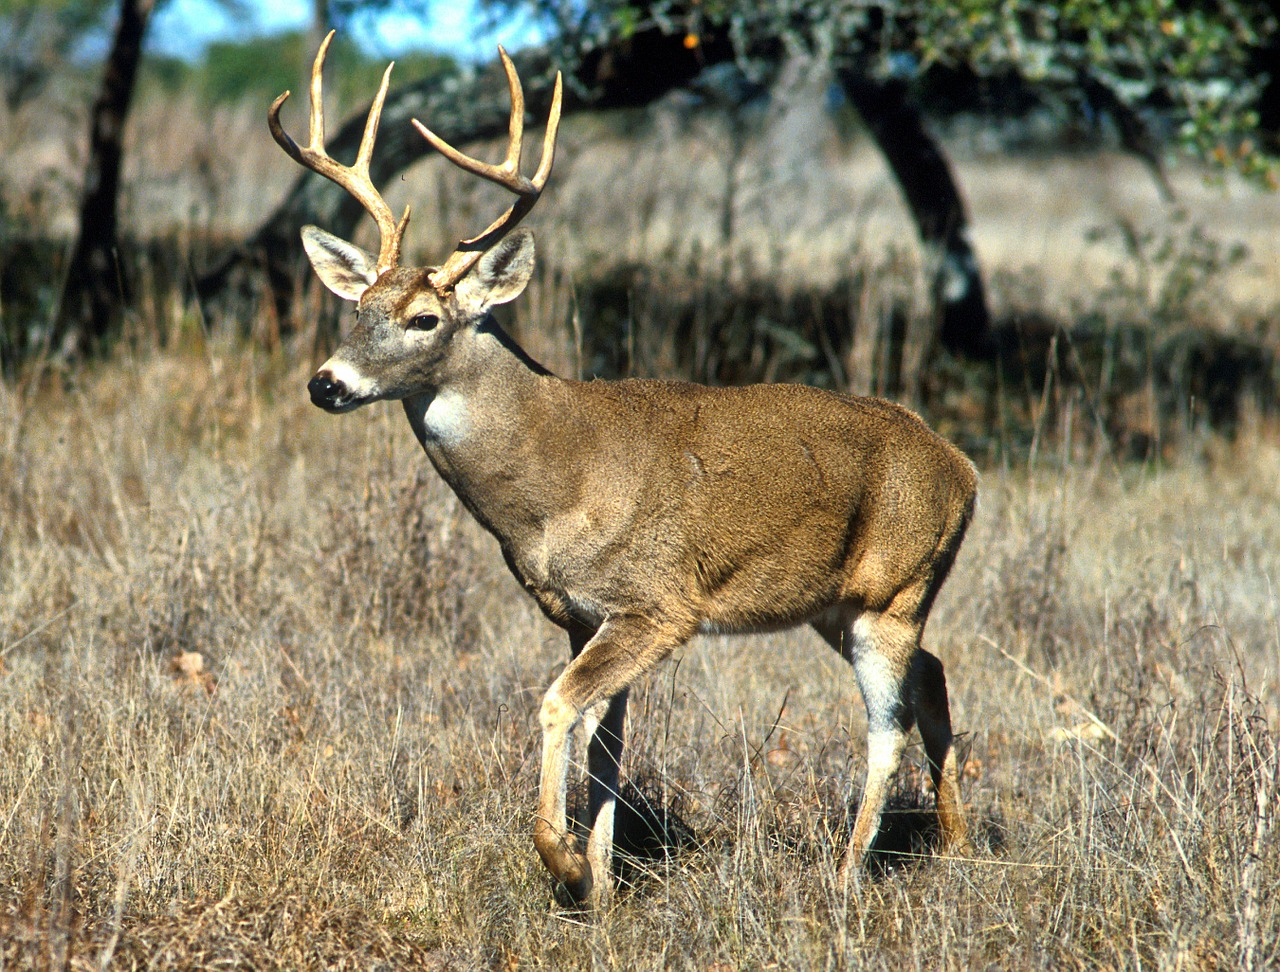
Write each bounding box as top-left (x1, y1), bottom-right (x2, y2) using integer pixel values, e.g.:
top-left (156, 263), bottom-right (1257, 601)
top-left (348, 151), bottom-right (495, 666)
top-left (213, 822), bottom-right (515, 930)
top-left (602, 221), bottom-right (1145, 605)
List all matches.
top-left (271, 32), bottom-right (978, 909)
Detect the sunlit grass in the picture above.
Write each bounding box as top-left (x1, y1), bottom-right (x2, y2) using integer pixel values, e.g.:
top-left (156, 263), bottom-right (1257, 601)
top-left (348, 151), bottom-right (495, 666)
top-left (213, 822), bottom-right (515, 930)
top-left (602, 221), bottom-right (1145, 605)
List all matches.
top-left (1, 67), bottom-right (1277, 968)
top-left (0, 328), bottom-right (1276, 968)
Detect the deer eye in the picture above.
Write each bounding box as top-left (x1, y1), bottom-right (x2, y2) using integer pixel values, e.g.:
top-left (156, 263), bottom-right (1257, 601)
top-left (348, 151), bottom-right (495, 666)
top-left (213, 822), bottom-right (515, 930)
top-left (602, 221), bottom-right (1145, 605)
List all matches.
top-left (407, 313), bottom-right (439, 332)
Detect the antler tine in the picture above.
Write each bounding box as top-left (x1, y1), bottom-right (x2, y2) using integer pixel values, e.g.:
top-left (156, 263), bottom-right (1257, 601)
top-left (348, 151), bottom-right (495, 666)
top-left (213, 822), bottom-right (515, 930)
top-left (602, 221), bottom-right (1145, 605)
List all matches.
top-left (307, 31), bottom-right (330, 149)
top-left (530, 70), bottom-right (562, 191)
top-left (415, 49), bottom-right (534, 195)
top-left (268, 30), bottom-right (410, 275)
top-left (414, 49), bottom-right (564, 291)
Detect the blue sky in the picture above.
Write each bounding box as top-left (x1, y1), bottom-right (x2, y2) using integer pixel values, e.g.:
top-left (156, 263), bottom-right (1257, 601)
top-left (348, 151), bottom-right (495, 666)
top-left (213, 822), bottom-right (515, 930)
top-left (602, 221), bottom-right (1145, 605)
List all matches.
top-left (148, 0), bottom-right (543, 61)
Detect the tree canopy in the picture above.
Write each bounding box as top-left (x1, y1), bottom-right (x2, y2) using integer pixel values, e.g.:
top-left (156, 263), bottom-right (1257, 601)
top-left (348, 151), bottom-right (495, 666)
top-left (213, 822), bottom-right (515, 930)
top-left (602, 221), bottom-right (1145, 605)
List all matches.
top-left (492, 0), bottom-right (1278, 184)
top-left (142, 31), bottom-right (455, 106)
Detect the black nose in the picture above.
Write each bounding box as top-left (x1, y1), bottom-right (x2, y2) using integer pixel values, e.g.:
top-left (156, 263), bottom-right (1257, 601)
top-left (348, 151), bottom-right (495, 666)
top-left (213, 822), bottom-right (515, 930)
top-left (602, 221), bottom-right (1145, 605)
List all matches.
top-left (308, 372), bottom-right (343, 407)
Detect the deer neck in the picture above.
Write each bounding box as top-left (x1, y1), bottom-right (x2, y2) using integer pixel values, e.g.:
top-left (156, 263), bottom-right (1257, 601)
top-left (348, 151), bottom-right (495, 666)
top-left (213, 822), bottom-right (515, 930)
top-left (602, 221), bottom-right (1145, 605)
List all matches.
top-left (400, 318), bottom-right (577, 536)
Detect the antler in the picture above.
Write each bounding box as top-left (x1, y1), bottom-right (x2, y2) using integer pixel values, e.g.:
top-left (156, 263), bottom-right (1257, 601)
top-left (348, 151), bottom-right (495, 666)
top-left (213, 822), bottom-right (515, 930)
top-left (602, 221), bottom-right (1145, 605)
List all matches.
top-left (268, 30), bottom-right (411, 275)
top-left (414, 48), bottom-right (563, 292)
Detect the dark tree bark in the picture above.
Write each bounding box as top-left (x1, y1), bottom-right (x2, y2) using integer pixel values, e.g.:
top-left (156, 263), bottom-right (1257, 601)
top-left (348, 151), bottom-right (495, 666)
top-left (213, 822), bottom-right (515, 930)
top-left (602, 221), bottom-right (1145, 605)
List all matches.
top-left (201, 27), bottom-right (994, 362)
top-left (838, 71), bottom-right (993, 358)
top-left (195, 28), bottom-right (737, 327)
top-left (55, 0), bottom-right (155, 354)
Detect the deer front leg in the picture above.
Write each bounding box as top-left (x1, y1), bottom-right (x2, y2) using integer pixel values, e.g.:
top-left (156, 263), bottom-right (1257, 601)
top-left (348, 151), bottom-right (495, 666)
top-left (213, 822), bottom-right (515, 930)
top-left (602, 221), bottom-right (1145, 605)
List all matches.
top-left (534, 688), bottom-right (592, 902)
top-left (534, 614), bottom-right (689, 908)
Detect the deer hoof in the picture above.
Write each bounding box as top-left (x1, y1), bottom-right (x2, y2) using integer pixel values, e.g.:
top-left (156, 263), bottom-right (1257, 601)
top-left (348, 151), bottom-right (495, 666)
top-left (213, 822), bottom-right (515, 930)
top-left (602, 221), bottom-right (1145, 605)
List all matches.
top-left (550, 859), bottom-right (593, 908)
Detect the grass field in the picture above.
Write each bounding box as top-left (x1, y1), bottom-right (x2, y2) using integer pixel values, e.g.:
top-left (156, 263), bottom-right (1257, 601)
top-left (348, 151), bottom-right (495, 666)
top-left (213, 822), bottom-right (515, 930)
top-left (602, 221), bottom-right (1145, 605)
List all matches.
top-left (2, 73), bottom-right (1279, 970)
top-left (0, 320), bottom-right (1277, 969)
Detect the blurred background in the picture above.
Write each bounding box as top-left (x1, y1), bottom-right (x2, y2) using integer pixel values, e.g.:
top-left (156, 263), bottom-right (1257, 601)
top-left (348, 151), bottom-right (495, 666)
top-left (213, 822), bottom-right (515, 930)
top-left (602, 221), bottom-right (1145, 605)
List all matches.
top-left (3, 1), bottom-right (1277, 457)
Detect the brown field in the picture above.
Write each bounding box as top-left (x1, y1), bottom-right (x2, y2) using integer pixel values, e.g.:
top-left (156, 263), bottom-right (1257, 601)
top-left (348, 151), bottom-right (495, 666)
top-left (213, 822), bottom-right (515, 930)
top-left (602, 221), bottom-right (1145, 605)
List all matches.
top-left (1, 73), bottom-right (1279, 970)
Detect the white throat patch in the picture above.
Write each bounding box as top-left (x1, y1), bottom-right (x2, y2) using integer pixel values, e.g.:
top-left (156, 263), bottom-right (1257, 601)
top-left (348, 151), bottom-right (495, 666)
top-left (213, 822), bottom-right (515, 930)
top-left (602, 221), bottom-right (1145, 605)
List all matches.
top-left (422, 389), bottom-right (470, 444)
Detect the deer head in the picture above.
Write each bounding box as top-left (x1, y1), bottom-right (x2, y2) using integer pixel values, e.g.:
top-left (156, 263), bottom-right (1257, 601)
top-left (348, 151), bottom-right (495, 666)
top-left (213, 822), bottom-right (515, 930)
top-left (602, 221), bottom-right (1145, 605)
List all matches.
top-left (269, 31), bottom-right (562, 413)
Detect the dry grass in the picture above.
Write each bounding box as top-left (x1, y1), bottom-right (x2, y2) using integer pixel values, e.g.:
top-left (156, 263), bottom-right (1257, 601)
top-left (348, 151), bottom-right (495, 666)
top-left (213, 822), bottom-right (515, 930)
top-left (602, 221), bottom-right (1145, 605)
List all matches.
top-left (0, 320), bottom-right (1277, 969)
top-left (2, 60), bottom-right (1279, 970)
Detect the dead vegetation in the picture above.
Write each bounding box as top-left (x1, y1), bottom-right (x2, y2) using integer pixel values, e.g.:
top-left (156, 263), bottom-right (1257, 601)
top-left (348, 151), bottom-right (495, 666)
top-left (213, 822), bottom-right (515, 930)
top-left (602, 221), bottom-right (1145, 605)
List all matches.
top-left (1, 72), bottom-right (1279, 970)
top-left (0, 313), bottom-right (1277, 968)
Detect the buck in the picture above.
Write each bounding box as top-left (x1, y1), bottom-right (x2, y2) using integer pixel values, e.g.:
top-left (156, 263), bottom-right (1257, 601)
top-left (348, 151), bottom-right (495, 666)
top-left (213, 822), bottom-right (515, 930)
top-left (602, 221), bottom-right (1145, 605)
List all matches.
top-left (272, 33), bottom-right (978, 908)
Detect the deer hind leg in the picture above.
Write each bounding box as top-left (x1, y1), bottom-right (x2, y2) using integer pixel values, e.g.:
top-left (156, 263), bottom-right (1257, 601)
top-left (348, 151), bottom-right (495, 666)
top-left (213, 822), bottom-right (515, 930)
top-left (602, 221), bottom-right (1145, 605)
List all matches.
top-left (815, 611), bottom-right (971, 871)
top-left (813, 611), bottom-right (916, 873)
top-left (911, 649), bottom-right (971, 856)
top-left (583, 689), bottom-right (628, 901)
top-left (535, 615), bottom-right (688, 908)
top-left (844, 612), bottom-right (918, 874)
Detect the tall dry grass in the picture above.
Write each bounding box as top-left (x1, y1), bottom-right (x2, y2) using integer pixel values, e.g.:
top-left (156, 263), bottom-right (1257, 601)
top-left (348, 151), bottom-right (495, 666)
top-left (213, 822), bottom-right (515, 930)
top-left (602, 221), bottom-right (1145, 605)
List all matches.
top-left (1, 60), bottom-right (1278, 970)
top-left (0, 307), bottom-right (1277, 968)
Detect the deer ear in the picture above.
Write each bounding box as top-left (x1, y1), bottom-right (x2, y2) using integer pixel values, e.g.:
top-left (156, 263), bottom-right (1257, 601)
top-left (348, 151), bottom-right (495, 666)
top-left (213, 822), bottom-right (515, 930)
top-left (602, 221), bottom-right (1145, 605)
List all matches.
top-left (302, 225), bottom-right (379, 302)
top-left (455, 229), bottom-right (535, 312)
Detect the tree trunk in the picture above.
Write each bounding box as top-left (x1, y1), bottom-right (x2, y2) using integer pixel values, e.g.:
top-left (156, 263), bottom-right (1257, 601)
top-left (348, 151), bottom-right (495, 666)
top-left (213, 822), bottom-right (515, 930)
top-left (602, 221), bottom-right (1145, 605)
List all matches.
top-left (195, 28), bottom-right (737, 329)
top-left (55, 0), bottom-right (155, 355)
top-left (201, 30), bottom-right (994, 361)
top-left (837, 70), bottom-right (993, 358)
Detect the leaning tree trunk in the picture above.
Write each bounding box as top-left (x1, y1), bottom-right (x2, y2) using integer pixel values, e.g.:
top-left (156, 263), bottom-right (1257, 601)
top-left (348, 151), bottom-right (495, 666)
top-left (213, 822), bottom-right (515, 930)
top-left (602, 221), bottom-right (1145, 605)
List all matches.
top-left (838, 70), bottom-right (993, 359)
top-left (201, 28), bottom-right (994, 361)
top-left (55, 0), bottom-right (155, 355)
top-left (197, 27), bottom-right (737, 331)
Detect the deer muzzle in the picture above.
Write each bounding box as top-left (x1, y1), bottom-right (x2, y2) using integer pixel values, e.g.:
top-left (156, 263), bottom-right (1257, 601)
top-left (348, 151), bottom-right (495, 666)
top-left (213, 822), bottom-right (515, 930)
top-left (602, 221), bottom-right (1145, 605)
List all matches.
top-left (308, 371), bottom-right (342, 408)
top-left (308, 357), bottom-right (383, 412)
top-left (307, 369), bottom-right (366, 413)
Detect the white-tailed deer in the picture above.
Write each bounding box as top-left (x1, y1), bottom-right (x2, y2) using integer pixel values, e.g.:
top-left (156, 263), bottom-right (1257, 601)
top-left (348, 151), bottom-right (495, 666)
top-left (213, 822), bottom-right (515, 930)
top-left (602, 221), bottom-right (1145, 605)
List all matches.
top-left (273, 33), bottom-right (977, 908)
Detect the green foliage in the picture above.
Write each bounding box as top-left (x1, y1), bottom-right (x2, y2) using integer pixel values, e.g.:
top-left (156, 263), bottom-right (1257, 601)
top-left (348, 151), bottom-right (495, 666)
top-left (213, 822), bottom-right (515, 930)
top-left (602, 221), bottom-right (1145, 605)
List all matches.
top-left (489, 0), bottom-right (1278, 183)
top-left (912, 0), bottom-right (1277, 183)
top-left (203, 33), bottom-right (311, 104)
top-left (0, 0), bottom-right (113, 15)
top-left (140, 51), bottom-right (189, 94)
top-left (6, 0), bottom-right (454, 108)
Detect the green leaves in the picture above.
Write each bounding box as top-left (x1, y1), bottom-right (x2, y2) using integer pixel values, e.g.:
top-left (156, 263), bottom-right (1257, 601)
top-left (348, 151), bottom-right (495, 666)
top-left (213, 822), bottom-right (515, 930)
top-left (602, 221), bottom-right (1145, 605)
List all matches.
top-left (139, 31), bottom-right (456, 109)
top-left (489, 0), bottom-right (1278, 185)
top-left (908, 0), bottom-right (1278, 183)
